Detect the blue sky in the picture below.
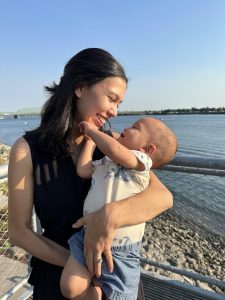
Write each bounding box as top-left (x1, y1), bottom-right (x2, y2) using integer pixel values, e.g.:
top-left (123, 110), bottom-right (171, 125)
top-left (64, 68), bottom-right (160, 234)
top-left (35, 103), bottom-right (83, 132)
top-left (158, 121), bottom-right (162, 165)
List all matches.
top-left (0, 0), bottom-right (224, 112)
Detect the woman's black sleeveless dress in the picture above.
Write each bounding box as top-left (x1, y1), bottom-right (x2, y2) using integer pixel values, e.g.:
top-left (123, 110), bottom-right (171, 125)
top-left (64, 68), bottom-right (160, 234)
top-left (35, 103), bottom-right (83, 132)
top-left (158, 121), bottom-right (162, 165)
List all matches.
top-left (24, 131), bottom-right (144, 300)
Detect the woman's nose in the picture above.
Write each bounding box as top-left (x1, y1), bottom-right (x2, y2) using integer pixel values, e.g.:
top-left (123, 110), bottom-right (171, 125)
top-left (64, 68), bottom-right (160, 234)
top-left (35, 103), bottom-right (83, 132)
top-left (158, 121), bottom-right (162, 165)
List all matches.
top-left (109, 105), bottom-right (117, 117)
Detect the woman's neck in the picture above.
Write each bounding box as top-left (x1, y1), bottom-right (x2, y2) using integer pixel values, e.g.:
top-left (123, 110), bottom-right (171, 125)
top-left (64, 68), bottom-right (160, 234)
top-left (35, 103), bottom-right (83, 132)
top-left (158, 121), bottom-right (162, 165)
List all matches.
top-left (67, 124), bottom-right (84, 157)
top-left (68, 122), bottom-right (82, 141)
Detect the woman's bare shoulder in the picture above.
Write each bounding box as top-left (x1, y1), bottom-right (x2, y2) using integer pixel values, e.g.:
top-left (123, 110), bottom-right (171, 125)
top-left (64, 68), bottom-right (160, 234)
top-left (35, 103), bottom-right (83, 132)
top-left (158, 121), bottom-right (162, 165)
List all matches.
top-left (8, 137), bottom-right (33, 200)
top-left (10, 137), bottom-right (31, 164)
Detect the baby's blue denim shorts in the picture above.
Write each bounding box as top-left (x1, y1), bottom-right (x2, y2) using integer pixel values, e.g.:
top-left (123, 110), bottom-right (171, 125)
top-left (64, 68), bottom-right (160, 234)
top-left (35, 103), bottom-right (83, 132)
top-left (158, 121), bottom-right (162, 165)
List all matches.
top-left (68, 228), bottom-right (141, 300)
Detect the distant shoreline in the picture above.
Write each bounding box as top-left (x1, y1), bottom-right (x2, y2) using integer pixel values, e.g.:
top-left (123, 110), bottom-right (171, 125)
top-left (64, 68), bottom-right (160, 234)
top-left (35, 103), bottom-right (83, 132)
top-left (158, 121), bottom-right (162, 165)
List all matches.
top-left (118, 111), bottom-right (225, 116)
top-left (1, 111), bottom-right (225, 118)
top-left (1, 106), bottom-right (225, 118)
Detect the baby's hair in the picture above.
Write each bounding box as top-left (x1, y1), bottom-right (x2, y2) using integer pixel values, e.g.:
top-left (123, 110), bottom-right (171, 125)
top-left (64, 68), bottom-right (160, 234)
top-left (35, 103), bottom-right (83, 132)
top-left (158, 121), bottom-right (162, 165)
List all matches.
top-left (150, 120), bottom-right (178, 168)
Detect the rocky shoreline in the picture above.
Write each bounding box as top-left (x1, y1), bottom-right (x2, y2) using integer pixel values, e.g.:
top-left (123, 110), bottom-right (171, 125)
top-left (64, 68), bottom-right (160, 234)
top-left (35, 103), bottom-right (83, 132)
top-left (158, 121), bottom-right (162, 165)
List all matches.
top-left (141, 211), bottom-right (225, 295)
top-left (0, 143), bottom-right (10, 164)
top-left (0, 143), bottom-right (10, 201)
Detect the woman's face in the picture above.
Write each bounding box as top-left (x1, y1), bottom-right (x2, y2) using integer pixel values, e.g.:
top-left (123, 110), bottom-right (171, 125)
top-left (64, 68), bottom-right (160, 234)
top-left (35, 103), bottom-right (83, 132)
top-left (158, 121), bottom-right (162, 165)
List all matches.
top-left (75, 77), bottom-right (126, 127)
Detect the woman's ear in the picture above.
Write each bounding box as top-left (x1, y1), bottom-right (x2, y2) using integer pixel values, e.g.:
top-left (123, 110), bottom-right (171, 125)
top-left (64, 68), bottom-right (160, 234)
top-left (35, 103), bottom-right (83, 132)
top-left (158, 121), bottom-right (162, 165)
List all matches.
top-left (74, 87), bottom-right (83, 98)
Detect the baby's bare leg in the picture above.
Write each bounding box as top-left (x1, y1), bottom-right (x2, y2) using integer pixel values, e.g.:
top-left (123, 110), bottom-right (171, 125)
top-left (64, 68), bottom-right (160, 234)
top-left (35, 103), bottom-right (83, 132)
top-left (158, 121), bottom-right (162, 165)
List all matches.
top-left (60, 254), bottom-right (101, 300)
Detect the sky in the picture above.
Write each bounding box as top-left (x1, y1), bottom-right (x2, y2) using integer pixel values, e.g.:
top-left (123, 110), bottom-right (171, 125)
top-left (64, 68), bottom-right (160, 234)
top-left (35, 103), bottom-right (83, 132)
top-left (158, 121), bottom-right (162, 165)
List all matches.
top-left (0, 0), bottom-right (224, 112)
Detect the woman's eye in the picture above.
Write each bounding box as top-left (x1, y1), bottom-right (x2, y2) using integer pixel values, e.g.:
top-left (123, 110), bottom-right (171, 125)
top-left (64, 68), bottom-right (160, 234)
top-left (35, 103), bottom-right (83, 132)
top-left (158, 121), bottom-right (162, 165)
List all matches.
top-left (108, 96), bottom-right (121, 108)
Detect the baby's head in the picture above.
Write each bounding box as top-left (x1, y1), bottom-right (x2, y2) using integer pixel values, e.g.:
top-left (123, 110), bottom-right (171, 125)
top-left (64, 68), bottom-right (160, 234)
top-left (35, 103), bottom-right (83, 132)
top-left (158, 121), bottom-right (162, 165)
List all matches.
top-left (118, 117), bottom-right (178, 168)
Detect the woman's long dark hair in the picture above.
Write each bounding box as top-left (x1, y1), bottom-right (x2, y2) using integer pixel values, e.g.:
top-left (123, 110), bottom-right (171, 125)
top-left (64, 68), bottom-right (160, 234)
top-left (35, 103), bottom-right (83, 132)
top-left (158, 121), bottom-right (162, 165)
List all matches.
top-left (33, 48), bottom-right (128, 157)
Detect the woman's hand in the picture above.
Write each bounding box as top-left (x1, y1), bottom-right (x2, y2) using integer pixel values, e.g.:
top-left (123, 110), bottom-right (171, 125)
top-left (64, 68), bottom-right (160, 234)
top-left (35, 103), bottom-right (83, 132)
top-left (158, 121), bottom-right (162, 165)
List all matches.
top-left (72, 206), bottom-right (116, 278)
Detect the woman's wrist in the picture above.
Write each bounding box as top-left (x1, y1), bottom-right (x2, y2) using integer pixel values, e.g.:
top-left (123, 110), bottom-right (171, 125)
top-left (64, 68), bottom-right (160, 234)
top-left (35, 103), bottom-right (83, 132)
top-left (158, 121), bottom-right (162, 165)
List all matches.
top-left (103, 201), bottom-right (123, 230)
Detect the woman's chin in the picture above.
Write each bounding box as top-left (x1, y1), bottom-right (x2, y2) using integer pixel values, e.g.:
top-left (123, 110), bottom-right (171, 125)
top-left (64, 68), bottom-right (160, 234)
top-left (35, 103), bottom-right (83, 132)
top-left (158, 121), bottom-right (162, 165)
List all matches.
top-left (93, 116), bottom-right (105, 128)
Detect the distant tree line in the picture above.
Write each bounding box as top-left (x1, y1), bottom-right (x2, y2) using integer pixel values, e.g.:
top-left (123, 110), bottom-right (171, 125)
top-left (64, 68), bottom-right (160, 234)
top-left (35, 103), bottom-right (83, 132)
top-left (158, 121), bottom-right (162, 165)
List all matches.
top-left (118, 107), bottom-right (225, 115)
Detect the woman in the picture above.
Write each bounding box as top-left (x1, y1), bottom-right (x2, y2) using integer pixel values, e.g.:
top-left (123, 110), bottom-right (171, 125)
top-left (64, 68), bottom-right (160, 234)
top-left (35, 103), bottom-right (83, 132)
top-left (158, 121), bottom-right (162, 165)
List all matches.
top-left (8, 48), bottom-right (173, 299)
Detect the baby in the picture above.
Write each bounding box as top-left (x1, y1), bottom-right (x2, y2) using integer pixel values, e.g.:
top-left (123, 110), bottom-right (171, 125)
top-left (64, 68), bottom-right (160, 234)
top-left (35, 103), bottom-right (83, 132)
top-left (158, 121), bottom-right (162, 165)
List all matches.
top-left (61, 117), bottom-right (178, 300)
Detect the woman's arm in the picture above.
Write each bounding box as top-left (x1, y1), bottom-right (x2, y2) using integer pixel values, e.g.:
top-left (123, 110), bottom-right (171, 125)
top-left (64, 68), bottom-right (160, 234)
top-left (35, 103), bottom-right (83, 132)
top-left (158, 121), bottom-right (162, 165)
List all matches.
top-left (73, 171), bottom-right (173, 275)
top-left (8, 137), bottom-right (69, 267)
top-left (108, 171), bottom-right (173, 227)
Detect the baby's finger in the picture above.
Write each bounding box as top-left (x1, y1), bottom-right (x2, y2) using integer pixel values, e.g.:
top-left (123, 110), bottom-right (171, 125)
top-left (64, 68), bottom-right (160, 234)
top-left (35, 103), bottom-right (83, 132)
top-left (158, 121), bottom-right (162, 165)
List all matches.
top-left (72, 216), bottom-right (86, 228)
top-left (79, 123), bottom-right (84, 133)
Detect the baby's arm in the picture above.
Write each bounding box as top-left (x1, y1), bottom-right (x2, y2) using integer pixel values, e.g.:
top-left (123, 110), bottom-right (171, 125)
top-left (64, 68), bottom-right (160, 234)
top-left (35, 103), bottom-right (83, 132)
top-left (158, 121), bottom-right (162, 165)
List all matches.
top-left (76, 139), bottom-right (96, 179)
top-left (79, 121), bottom-right (144, 171)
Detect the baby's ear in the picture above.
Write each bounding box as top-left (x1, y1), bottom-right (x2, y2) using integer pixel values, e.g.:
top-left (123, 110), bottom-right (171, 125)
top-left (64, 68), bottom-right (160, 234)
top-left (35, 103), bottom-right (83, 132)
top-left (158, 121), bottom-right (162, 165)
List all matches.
top-left (145, 144), bottom-right (156, 155)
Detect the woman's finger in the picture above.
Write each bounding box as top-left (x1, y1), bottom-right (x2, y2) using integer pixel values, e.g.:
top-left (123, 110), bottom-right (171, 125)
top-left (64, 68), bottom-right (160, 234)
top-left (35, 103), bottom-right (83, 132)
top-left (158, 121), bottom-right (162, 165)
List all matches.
top-left (83, 209), bottom-right (116, 276)
top-left (86, 251), bottom-right (95, 276)
top-left (84, 235), bottom-right (95, 276)
top-left (94, 252), bottom-right (103, 278)
top-left (104, 247), bottom-right (113, 273)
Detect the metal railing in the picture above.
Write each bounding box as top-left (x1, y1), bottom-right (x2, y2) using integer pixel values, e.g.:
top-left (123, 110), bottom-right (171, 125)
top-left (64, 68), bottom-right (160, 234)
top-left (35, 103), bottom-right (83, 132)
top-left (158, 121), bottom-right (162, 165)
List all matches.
top-left (161, 156), bottom-right (225, 176)
top-left (0, 156), bottom-right (225, 299)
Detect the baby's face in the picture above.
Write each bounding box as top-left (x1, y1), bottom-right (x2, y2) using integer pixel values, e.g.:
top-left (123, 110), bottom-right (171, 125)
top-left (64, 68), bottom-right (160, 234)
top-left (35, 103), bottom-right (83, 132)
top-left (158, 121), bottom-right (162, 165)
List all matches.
top-left (117, 118), bottom-right (153, 150)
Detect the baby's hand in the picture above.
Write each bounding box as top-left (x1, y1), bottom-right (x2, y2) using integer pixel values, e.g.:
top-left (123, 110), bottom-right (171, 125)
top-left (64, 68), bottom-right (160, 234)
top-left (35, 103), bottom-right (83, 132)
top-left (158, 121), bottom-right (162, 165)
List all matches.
top-left (78, 121), bottom-right (98, 136)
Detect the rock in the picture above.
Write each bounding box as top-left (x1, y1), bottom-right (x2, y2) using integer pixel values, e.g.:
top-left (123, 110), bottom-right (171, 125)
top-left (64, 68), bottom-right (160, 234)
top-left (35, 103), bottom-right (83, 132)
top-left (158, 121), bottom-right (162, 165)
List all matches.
top-left (148, 266), bottom-right (156, 272)
top-left (167, 258), bottom-right (178, 267)
top-left (193, 241), bottom-right (200, 249)
top-left (188, 248), bottom-right (203, 261)
top-left (214, 266), bottom-right (222, 277)
top-left (140, 252), bottom-right (148, 259)
top-left (196, 281), bottom-right (215, 292)
top-left (211, 286), bottom-right (225, 295)
top-left (142, 244), bottom-right (149, 252)
top-left (183, 276), bottom-right (195, 285)
top-left (143, 264), bottom-right (150, 271)
top-left (207, 269), bottom-right (213, 276)
top-left (159, 269), bottom-right (169, 277)
top-left (154, 229), bottom-right (162, 236)
top-left (186, 257), bottom-right (195, 264)
top-left (168, 273), bottom-right (184, 281)
top-left (177, 253), bottom-right (186, 262)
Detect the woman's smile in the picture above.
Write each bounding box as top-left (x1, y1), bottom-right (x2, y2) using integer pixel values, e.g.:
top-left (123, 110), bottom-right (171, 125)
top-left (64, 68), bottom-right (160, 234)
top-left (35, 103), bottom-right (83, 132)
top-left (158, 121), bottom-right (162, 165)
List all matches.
top-left (95, 113), bottom-right (107, 127)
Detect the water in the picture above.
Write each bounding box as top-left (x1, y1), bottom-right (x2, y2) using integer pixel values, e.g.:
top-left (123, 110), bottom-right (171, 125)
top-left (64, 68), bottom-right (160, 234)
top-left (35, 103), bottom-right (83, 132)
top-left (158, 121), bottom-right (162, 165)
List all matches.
top-left (1, 114), bottom-right (225, 236)
top-left (0, 116), bottom-right (40, 146)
